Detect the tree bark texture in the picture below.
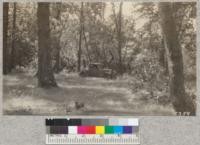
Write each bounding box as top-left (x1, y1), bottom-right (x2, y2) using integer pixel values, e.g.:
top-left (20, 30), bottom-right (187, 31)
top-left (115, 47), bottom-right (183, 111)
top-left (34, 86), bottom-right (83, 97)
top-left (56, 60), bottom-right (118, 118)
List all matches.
top-left (10, 3), bottom-right (17, 71)
top-left (3, 3), bottom-right (9, 74)
top-left (37, 3), bottom-right (57, 88)
top-left (158, 2), bottom-right (195, 115)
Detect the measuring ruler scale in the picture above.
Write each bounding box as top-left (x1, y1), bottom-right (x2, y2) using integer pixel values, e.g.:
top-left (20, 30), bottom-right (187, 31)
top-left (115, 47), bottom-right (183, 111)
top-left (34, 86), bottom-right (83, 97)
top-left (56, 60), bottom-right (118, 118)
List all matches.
top-left (46, 118), bottom-right (140, 144)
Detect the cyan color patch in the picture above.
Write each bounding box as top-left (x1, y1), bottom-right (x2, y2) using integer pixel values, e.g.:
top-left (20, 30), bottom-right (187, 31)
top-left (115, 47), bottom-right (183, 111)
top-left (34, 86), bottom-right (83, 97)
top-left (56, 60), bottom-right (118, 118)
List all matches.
top-left (113, 126), bottom-right (123, 134)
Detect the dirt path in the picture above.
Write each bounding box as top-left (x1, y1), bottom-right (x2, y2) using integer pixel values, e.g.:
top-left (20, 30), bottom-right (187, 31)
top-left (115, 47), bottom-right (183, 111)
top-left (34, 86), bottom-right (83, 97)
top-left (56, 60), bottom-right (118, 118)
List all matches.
top-left (3, 72), bottom-right (175, 115)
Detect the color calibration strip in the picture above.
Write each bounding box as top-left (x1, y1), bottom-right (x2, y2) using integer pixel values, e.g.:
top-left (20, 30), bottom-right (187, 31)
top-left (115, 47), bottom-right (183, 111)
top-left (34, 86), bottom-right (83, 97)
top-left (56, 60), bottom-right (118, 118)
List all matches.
top-left (46, 118), bottom-right (139, 144)
top-left (48, 125), bottom-right (137, 134)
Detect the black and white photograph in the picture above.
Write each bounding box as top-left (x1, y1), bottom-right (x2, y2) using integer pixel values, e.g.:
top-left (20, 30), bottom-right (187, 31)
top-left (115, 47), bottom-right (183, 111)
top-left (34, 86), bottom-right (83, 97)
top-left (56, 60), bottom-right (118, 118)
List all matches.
top-left (3, 2), bottom-right (196, 116)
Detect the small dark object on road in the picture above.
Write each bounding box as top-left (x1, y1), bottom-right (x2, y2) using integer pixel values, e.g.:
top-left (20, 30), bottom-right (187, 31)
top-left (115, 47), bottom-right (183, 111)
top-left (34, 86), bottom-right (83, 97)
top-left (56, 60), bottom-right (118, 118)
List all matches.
top-left (75, 101), bottom-right (85, 110)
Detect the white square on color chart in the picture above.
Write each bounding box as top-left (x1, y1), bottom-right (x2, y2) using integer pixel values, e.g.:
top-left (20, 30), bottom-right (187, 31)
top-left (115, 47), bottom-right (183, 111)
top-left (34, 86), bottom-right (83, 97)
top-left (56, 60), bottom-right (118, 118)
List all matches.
top-left (128, 119), bottom-right (139, 126)
top-left (68, 126), bottom-right (77, 134)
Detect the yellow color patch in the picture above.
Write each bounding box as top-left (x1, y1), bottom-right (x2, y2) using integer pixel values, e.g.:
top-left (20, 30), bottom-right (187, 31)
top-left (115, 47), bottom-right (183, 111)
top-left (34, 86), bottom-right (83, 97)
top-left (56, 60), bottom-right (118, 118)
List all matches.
top-left (95, 126), bottom-right (105, 134)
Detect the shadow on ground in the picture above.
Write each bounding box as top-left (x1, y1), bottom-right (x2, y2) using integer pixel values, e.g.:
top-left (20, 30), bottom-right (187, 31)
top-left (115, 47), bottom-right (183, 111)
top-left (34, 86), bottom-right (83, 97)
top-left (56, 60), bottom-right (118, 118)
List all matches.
top-left (3, 72), bottom-right (175, 116)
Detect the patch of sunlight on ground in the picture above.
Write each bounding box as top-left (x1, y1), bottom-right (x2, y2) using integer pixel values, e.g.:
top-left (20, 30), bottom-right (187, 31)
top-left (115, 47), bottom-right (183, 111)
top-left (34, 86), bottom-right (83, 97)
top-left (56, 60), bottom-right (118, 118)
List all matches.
top-left (4, 96), bottom-right (50, 109)
top-left (142, 103), bottom-right (175, 115)
top-left (26, 84), bottom-right (35, 89)
top-left (59, 83), bottom-right (131, 93)
top-left (3, 72), bottom-right (176, 115)
top-left (105, 100), bottom-right (123, 106)
top-left (3, 96), bottom-right (68, 115)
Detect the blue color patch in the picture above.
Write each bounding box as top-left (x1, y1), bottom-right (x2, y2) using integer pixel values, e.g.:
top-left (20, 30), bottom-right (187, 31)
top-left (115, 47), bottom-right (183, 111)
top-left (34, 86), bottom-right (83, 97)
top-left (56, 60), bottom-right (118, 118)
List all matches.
top-left (123, 126), bottom-right (132, 134)
top-left (113, 126), bottom-right (123, 134)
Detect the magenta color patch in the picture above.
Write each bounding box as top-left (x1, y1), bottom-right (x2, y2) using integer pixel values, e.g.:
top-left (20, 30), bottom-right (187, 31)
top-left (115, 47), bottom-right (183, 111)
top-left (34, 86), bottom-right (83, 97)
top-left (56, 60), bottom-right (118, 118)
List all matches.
top-left (78, 126), bottom-right (87, 134)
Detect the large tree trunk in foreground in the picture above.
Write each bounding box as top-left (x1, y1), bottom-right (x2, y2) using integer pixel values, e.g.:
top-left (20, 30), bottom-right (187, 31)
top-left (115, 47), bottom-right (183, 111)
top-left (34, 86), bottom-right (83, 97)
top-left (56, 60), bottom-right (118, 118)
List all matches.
top-left (159, 2), bottom-right (195, 115)
top-left (37, 3), bottom-right (57, 88)
top-left (54, 41), bottom-right (61, 73)
top-left (3, 3), bottom-right (9, 74)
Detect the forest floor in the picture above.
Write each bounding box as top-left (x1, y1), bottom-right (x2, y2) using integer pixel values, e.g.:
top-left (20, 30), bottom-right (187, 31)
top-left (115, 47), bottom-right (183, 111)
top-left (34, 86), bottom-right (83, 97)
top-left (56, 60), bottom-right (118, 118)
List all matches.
top-left (3, 71), bottom-right (175, 115)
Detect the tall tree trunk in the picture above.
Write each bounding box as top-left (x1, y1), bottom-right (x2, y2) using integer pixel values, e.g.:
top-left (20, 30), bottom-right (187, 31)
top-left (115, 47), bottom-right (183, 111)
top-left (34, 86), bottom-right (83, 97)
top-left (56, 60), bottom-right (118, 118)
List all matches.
top-left (159, 38), bottom-right (168, 75)
top-left (54, 3), bottom-right (62, 73)
top-left (159, 2), bottom-right (195, 115)
top-left (10, 2), bottom-right (17, 71)
top-left (118, 2), bottom-right (123, 74)
top-left (37, 3), bottom-right (57, 88)
top-left (83, 30), bottom-right (91, 63)
top-left (3, 3), bottom-right (9, 74)
top-left (77, 2), bottom-right (84, 72)
top-left (54, 41), bottom-right (61, 73)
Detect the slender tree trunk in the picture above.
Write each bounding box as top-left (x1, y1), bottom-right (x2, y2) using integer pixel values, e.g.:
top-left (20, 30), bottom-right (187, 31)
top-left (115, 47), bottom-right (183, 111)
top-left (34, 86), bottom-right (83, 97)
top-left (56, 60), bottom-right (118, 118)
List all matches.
top-left (82, 8), bottom-right (91, 63)
top-left (77, 2), bottom-right (84, 72)
top-left (10, 3), bottom-right (17, 71)
top-left (83, 30), bottom-right (91, 63)
top-left (159, 2), bottom-right (195, 115)
top-left (3, 3), bottom-right (9, 74)
top-left (118, 2), bottom-right (123, 74)
top-left (37, 3), bottom-right (57, 88)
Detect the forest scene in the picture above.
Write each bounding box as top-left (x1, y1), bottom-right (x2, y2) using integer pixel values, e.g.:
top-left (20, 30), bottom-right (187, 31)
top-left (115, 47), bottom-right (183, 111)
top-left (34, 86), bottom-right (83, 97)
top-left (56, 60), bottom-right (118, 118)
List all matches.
top-left (3, 2), bottom-right (196, 115)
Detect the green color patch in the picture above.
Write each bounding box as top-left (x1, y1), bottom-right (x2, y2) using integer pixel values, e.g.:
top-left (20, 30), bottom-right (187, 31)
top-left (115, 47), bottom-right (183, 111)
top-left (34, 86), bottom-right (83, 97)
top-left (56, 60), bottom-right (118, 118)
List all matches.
top-left (105, 126), bottom-right (114, 134)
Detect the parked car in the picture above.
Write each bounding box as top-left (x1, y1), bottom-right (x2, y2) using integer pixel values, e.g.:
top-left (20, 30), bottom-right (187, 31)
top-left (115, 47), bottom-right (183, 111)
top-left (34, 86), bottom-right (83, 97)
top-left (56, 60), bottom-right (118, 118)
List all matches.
top-left (79, 63), bottom-right (116, 79)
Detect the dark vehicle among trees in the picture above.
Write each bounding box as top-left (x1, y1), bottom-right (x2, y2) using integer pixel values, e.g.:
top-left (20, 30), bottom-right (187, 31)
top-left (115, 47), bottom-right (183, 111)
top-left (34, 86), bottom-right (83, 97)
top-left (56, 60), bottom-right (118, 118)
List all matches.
top-left (79, 63), bottom-right (117, 79)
